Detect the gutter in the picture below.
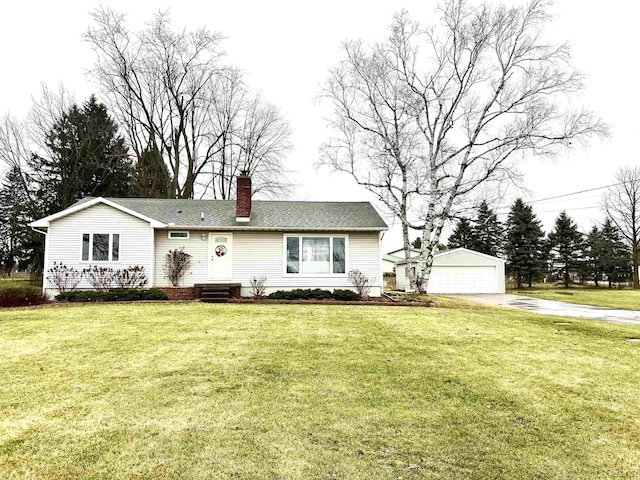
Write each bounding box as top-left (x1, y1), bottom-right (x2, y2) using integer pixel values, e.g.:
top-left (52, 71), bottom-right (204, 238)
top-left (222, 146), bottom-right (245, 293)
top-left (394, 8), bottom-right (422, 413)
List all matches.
top-left (161, 226), bottom-right (388, 232)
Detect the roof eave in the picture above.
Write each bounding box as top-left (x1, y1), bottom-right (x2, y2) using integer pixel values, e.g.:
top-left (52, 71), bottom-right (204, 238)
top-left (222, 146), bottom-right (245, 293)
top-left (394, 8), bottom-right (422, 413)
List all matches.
top-left (159, 225), bottom-right (387, 232)
top-left (30, 197), bottom-right (167, 228)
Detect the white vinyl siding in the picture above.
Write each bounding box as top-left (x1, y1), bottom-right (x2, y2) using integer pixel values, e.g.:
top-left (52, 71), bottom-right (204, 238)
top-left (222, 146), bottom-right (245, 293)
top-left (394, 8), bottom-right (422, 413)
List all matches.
top-left (44, 203), bottom-right (154, 292)
top-left (154, 230), bottom-right (209, 286)
top-left (153, 230), bottom-right (382, 296)
top-left (395, 248), bottom-right (505, 294)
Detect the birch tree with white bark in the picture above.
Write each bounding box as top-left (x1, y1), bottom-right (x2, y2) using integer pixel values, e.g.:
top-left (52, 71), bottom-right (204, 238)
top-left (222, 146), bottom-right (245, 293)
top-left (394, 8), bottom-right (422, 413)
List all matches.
top-left (319, 0), bottom-right (608, 291)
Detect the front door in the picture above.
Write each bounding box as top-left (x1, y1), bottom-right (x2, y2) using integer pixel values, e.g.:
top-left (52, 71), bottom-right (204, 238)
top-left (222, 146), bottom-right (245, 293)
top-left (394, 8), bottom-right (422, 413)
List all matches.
top-left (209, 233), bottom-right (233, 280)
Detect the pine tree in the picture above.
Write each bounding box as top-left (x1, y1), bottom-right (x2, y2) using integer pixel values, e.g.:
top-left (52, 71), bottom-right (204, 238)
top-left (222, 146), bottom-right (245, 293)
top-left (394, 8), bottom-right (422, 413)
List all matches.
top-left (547, 211), bottom-right (584, 287)
top-left (471, 200), bottom-right (503, 257)
top-left (31, 95), bottom-right (136, 210)
top-left (447, 218), bottom-right (476, 249)
top-left (583, 225), bottom-right (605, 286)
top-left (600, 218), bottom-right (633, 286)
top-left (0, 167), bottom-right (44, 270)
top-left (136, 142), bottom-right (171, 198)
top-left (504, 199), bottom-right (546, 288)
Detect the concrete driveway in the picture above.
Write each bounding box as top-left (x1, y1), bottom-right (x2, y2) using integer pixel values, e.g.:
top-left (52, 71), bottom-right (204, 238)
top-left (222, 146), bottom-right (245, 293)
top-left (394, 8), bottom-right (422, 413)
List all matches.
top-left (451, 294), bottom-right (640, 327)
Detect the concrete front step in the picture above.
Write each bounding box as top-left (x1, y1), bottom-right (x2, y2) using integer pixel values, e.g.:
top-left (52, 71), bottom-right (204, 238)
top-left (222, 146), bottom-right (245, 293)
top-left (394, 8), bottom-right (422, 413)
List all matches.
top-left (201, 298), bottom-right (229, 303)
top-left (200, 287), bottom-right (231, 303)
top-left (195, 282), bottom-right (241, 302)
top-left (201, 292), bottom-right (230, 299)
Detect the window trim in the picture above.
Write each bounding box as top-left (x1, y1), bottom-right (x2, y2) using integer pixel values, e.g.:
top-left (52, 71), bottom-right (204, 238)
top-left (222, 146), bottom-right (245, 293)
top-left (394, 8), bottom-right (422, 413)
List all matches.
top-left (80, 232), bottom-right (122, 263)
top-left (404, 265), bottom-right (416, 279)
top-left (168, 230), bottom-right (190, 240)
top-left (282, 234), bottom-right (349, 277)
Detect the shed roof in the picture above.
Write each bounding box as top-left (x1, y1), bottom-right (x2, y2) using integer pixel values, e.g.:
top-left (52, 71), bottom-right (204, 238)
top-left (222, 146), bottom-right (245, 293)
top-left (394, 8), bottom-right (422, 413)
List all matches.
top-left (395, 247), bottom-right (505, 264)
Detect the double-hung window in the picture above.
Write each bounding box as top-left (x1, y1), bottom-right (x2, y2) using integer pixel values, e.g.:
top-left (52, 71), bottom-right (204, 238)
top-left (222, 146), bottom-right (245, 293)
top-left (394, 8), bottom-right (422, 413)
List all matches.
top-left (82, 233), bottom-right (120, 262)
top-left (285, 235), bottom-right (347, 274)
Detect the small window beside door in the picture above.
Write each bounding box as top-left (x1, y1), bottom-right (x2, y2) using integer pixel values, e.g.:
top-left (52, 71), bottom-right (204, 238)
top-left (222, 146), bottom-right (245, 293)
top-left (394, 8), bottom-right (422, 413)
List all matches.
top-left (168, 231), bottom-right (190, 240)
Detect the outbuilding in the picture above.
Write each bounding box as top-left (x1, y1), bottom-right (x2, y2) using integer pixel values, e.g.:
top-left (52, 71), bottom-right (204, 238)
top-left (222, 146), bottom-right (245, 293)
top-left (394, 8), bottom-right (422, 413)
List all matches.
top-left (395, 248), bottom-right (505, 294)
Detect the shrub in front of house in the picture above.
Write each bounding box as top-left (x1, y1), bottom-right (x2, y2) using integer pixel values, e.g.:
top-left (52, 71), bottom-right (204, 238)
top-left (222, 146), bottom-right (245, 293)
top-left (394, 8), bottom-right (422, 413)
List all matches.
top-left (267, 288), bottom-right (361, 301)
top-left (268, 288), bottom-right (333, 300)
top-left (56, 288), bottom-right (168, 303)
top-left (0, 288), bottom-right (48, 308)
top-left (331, 289), bottom-right (361, 301)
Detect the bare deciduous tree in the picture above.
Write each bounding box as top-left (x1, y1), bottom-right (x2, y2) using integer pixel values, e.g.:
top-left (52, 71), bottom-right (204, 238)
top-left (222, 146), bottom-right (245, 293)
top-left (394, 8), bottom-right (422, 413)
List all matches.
top-left (199, 69), bottom-right (293, 199)
top-left (0, 84), bottom-right (73, 201)
top-left (319, 0), bottom-right (608, 291)
top-left (603, 167), bottom-right (640, 289)
top-left (84, 8), bottom-right (292, 200)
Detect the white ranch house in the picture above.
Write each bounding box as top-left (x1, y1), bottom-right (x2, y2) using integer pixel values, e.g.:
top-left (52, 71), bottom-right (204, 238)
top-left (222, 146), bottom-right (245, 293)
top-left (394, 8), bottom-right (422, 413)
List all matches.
top-left (30, 175), bottom-right (388, 297)
top-left (395, 248), bottom-right (506, 294)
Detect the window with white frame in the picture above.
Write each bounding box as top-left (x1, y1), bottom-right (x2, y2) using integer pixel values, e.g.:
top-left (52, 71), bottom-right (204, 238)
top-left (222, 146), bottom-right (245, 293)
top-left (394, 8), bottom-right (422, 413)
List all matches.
top-left (404, 266), bottom-right (416, 279)
top-left (82, 233), bottom-right (120, 262)
top-left (168, 231), bottom-right (190, 240)
top-left (285, 235), bottom-right (346, 274)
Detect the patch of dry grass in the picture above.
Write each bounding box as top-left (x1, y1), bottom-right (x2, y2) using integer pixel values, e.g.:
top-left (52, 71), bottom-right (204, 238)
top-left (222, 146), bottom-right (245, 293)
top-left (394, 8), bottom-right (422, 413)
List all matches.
top-left (1, 303), bottom-right (639, 479)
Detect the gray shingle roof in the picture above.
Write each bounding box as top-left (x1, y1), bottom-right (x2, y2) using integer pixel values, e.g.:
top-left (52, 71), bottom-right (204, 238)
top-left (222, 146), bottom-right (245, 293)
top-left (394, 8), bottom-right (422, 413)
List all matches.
top-left (104, 198), bottom-right (388, 231)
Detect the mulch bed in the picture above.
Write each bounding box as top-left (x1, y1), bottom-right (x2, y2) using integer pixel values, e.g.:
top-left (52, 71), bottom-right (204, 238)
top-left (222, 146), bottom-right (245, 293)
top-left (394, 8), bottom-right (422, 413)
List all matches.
top-left (2, 296), bottom-right (438, 310)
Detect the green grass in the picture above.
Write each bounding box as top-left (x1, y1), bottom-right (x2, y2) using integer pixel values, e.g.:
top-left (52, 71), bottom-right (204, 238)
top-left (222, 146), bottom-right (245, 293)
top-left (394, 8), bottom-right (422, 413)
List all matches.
top-left (510, 285), bottom-right (640, 310)
top-left (0, 275), bottom-right (37, 292)
top-left (1, 303), bottom-right (640, 479)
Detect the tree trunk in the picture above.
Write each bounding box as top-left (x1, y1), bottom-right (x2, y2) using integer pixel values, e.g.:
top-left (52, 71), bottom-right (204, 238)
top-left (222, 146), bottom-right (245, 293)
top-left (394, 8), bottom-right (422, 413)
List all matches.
top-left (633, 240), bottom-right (640, 289)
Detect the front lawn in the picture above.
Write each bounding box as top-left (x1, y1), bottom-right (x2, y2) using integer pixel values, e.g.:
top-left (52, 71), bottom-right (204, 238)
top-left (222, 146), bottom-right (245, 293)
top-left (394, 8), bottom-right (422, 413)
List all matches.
top-left (511, 286), bottom-right (640, 310)
top-left (1, 303), bottom-right (639, 478)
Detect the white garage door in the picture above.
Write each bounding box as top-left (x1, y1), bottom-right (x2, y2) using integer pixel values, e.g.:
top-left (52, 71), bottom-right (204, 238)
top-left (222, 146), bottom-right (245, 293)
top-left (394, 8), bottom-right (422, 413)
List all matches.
top-left (427, 266), bottom-right (497, 294)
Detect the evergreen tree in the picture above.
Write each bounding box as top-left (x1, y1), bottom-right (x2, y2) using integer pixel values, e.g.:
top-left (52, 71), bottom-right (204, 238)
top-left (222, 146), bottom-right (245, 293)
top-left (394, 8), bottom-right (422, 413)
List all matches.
top-left (547, 211), bottom-right (584, 287)
top-left (504, 199), bottom-right (546, 288)
top-left (600, 218), bottom-right (633, 286)
top-left (583, 225), bottom-right (605, 286)
top-left (447, 218), bottom-right (476, 249)
top-left (0, 167), bottom-right (45, 270)
top-left (136, 142), bottom-right (171, 198)
top-left (31, 95), bottom-right (136, 210)
top-left (471, 200), bottom-right (503, 257)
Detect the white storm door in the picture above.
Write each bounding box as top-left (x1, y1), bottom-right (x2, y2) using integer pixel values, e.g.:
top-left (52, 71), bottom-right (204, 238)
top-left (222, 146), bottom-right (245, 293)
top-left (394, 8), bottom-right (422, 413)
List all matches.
top-left (209, 233), bottom-right (233, 280)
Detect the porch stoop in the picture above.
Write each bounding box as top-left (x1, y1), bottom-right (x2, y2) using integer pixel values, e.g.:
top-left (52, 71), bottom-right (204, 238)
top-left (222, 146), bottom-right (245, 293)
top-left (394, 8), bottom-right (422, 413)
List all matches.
top-left (195, 283), bottom-right (242, 303)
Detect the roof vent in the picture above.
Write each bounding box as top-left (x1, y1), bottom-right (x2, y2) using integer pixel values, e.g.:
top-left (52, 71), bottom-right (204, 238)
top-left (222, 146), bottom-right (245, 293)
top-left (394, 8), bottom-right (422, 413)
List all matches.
top-left (177, 209), bottom-right (182, 214)
top-left (200, 211), bottom-right (204, 221)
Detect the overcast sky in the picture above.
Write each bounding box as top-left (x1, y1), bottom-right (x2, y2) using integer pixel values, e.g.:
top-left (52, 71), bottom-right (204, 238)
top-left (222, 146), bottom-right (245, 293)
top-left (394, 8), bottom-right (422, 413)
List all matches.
top-left (1, 0), bottom-right (637, 250)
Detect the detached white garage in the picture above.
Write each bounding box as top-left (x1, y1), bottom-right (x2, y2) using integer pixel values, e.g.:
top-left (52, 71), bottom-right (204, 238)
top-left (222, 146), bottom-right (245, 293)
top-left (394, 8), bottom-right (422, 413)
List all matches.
top-left (395, 248), bottom-right (505, 294)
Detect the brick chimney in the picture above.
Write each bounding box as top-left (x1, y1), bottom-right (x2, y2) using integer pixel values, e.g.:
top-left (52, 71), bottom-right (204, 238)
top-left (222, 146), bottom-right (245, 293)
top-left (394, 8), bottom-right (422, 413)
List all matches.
top-left (236, 171), bottom-right (252, 222)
